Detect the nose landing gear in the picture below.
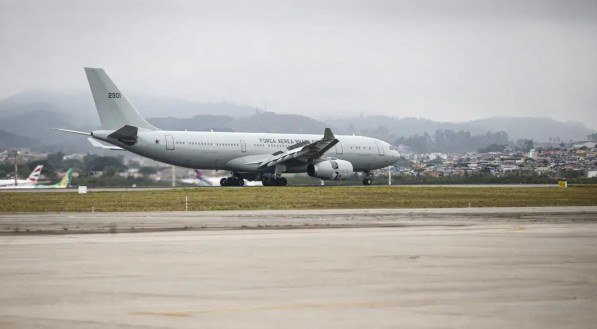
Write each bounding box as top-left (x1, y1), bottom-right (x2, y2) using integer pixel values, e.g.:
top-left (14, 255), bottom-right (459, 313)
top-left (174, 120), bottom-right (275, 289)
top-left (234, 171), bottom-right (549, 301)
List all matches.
top-left (362, 171), bottom-right (373, 185)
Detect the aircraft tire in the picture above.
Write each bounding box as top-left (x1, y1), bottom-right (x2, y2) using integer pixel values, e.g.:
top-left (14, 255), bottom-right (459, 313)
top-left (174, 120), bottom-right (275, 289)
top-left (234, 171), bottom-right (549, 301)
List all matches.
top-left (277, 177), bottom-right (287, 186)
top-left (363, 178), bottom-right (372, 185)
top-left (237, 178), bottom-right (245, 186)
top-left (220, 178), bottom-right (228, 186)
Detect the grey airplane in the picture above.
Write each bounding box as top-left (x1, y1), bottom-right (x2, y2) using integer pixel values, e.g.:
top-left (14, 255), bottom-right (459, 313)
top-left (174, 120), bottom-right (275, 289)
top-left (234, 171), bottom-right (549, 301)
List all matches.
top-left (58, 68), bottom-right (399, 186)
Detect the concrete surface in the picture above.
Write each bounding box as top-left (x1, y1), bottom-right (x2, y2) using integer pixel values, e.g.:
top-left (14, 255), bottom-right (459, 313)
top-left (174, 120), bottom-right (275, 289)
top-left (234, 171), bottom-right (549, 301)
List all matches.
top-left (0, 207), bottom-right (596, 328)
top-left (1, 206), bottom-right (596, 234)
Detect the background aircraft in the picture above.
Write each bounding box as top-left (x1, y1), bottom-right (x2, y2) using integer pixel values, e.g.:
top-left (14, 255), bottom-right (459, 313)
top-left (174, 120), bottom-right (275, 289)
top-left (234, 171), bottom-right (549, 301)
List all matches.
top-left (34, 168), bottom-right (74, 189)
top-left (58, 68), bottom-right (399, 186)
top-left (179, 170), bottom-right (263, 187)
top-left (0, 168), bottom-right (73, 189)
top-left (178, 170), bottom-right (217, 187)
top-left (0, 165), bottom-right (43, 187)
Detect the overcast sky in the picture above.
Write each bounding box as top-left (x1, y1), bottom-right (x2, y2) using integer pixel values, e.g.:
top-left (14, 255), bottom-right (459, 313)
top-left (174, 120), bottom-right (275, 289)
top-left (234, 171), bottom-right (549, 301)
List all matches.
top-left (1, 0), bottom-right (596, 127)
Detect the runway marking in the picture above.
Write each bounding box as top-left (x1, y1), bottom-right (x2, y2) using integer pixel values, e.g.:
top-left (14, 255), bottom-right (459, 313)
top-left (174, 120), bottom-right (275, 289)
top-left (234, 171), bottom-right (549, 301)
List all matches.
top-left (133, 311), bottom-right (192, 317)
top-left (132, 295), bottom-right (581, 318)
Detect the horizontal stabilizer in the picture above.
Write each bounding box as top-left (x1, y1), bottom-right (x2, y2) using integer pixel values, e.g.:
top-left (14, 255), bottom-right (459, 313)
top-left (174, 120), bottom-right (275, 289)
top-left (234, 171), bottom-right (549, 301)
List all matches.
top-left (87, 137), bottom-right (124, 150)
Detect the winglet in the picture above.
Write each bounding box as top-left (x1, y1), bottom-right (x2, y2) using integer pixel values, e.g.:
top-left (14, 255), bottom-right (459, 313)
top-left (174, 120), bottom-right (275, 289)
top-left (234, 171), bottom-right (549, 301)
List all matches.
top-left (324, 128), bottom-right (335, 140)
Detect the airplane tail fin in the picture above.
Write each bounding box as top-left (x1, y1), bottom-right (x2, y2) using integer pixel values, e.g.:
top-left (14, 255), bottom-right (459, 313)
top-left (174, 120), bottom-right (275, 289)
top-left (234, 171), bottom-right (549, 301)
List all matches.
top-left (84, 67), bottom-right (158, 131)
top-left (27, 165), bottom-right (43, 184)
top-left (55, 168), bottom-right (74, 188)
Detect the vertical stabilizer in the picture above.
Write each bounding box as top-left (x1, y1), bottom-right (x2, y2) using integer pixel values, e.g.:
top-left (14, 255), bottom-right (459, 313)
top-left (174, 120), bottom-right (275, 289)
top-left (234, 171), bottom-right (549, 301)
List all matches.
top-left (84, 68), bottom-right (158, 130)
top-left (27, 165), bottom-right (43, 184)
top-left (55, 168), bottom-right (74, 188)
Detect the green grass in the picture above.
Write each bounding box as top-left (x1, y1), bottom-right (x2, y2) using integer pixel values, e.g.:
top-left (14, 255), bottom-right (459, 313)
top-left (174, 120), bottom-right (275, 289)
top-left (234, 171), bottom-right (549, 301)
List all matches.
top-left (1, 186), bottom-right (596, 212)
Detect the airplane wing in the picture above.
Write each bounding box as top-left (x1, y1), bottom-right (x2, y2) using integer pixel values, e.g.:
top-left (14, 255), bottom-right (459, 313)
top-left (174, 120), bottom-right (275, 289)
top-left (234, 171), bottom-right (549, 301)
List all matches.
top-left (252, 128), bottom-right (338, 168)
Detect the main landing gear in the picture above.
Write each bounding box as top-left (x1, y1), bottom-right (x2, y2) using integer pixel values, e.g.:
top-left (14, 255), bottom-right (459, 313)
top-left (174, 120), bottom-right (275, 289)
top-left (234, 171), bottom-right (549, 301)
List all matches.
top-left (220, 176), bottom-right (245, 187)
top-left (362, 171), bottom-right (373, 185)
top-left (219, 174), bottom-right (288, 187)
top-left (262, 176), bottom-right (287, 186)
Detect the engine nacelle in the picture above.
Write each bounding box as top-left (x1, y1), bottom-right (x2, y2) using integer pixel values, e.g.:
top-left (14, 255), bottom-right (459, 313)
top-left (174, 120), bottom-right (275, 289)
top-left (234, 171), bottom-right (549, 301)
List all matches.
top-left (307, 160), bottom-right (354, 180)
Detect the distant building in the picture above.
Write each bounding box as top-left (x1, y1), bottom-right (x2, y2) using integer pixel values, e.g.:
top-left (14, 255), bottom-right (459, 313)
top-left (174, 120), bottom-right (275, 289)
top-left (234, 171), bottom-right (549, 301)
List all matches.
top-left (572, 141), bottom-right (596, 149)
top-left (64, 153), bottom-right (86, 161)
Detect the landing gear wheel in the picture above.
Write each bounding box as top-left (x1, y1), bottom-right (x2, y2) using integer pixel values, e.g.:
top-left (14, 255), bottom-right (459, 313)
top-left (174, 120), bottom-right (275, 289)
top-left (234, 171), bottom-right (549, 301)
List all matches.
top-left (220, 178), bottom-right (228, 186)
top-left (363, 178), bottom-right (372, 185)
top-left (237, 178), bottom-right (245, 186)
top-left (262, 177), bottom-right (286, 186)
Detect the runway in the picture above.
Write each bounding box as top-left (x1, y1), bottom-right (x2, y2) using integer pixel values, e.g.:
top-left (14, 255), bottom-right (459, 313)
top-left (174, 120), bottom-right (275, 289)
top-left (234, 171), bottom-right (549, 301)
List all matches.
top-left (0, 183), bottom-right (562, 193)
top-left (0, 207), bottom-right (596, 328)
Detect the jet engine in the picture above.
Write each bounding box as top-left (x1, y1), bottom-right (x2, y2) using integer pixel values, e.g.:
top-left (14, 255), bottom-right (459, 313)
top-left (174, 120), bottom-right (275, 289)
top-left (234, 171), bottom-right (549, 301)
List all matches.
top-left (307, 160), bottom-right (354, 180)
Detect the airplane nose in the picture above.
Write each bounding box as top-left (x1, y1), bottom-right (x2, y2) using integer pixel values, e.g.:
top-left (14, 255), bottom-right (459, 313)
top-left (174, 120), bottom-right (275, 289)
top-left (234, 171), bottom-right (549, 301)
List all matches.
top-left (391, 150), bottom-right (400, 162)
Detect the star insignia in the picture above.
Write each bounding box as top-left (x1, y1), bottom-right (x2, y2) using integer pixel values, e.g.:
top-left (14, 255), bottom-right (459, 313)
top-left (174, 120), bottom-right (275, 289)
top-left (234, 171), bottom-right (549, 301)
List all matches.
top-left (155, 139), bottom-right (160, 144)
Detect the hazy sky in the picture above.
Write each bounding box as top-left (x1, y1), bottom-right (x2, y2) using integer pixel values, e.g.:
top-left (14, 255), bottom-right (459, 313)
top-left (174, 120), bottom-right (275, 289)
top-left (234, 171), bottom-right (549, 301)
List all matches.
top-left (1, 0), bottom-right (596, 127)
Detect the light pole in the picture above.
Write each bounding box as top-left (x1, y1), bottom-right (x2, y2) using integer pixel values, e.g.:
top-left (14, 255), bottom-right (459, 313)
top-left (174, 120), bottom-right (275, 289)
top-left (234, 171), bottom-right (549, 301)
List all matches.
top-left (388, 165), bottom-right (392, 185)
top-left (171, 165), bottom-right (176, 187)
top-left (13, 149), bottom-right (19, 187)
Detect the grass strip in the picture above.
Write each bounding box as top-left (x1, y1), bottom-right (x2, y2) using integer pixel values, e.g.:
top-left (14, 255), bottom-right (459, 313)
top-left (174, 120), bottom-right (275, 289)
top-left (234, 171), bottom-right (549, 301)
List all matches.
top-left (1, 186), bottom-right (596, 212)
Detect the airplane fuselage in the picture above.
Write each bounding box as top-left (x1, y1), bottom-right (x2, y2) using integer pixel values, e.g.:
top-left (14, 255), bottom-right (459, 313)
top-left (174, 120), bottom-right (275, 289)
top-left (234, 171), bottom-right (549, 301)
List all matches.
top-left (0, 179), bottom-right (34, 187)
top-left (93, 130), bottom-right (398, 174)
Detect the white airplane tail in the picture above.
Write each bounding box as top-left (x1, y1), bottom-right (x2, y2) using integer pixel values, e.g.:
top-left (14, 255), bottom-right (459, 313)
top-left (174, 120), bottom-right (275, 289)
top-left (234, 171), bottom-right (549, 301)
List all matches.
top-left (27, 165), bottom-right (43, 184)
top-left (84, 67), bottom-right (158, 131)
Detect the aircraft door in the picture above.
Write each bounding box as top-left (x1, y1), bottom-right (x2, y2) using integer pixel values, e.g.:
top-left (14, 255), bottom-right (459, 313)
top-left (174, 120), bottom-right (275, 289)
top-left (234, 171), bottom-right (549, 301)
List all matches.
top-left (335, 142), bottom-right (343, 155)
top-left (375, 141), bottom-right (384, 156)
top-left (240, 140), bottom-right (246, 152)
top-left (165, 135), bottom-right (175, 150)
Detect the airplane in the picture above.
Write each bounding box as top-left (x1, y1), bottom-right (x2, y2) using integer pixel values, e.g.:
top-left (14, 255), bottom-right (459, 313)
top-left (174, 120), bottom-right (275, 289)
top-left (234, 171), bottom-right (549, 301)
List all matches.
top-left (0, 165), bottom-right (43, 187)
top-left (0, 168), bottom-right (74, 189)
top-left (57, 68), bottom-right (400, 186)
top-left (34, 168), bottom-right (75, 189)
top-left (179, 169), bottom-right (217, 186)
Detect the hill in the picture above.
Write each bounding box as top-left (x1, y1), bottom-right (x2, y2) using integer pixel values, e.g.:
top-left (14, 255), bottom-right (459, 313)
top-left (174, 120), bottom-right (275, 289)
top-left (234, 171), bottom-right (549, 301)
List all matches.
top-left (0, 90), bottom-right (594, 152)
top-left (327, 116), bottom-right (594, 142)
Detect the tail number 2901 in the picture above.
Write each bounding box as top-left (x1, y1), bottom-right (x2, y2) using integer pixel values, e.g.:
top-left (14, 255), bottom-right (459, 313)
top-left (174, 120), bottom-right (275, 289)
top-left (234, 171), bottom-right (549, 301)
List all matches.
top-left (108, 92), bottom-right (121, 99)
